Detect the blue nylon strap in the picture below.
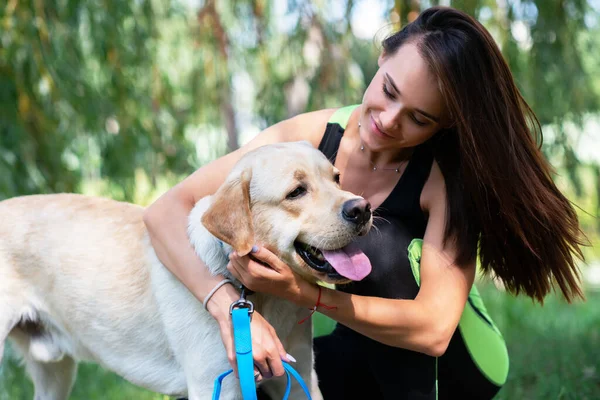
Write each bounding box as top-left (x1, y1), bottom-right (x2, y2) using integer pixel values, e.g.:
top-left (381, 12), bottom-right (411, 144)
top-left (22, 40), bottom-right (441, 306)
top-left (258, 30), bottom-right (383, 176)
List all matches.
top-left (232, 308), bottom-right (258, 400)
top-left (212, 369), bottom-right (233, 400)
top-left (212, 363), bottom-right (312, 400)
top-left (282, 362), bottom-right (312, 399)
top-left (212, 361), bottom-right (312, 400)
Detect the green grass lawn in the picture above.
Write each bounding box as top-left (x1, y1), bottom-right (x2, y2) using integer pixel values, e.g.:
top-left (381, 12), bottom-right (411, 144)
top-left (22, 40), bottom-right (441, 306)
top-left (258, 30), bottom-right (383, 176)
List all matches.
top-left (2, 284), bottom-right (599, 399)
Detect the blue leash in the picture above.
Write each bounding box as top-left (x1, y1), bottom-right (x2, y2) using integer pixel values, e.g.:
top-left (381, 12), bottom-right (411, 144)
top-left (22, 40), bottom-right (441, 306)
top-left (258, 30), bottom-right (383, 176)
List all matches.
top-left (212, 288), bottom-right (312, 400)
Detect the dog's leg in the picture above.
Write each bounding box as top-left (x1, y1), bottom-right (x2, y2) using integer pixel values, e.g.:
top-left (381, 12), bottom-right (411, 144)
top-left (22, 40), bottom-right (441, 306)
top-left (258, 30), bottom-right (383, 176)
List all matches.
top-left (187, 378), bottom-right (241, 400)
top-left (179, 331), bottom-right (243, 400)
top-left (0, 320), bottom-right (13, 365)
top-left (22, 355), bottom-right (77, 400)
top-left (8, 322), bottom-right (77, 400)
top-left (0, 255), bottom-right (19, 365)
top-left (0, 314), bottom-right (14, 364)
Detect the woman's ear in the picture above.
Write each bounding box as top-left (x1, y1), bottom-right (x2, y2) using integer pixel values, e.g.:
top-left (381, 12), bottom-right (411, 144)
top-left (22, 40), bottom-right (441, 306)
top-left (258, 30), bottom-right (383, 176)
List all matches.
top-left (377, 51), bottom-right (388, 67)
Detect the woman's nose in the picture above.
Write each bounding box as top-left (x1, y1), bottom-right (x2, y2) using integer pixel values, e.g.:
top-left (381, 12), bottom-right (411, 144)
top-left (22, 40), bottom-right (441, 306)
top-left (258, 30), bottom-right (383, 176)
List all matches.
top-left (379, 107), bottom-right (401, 131)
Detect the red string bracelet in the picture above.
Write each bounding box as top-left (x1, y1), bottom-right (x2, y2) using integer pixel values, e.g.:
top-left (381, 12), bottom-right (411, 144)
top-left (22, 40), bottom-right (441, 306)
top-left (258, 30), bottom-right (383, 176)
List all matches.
top-left (298, 285), bottom-right (337, 324)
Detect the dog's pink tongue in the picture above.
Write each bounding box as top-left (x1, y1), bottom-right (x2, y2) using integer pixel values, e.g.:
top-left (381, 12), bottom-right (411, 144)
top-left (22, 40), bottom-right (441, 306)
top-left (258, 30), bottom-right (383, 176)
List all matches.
top-left (322, 243), bottom-right (371, 281)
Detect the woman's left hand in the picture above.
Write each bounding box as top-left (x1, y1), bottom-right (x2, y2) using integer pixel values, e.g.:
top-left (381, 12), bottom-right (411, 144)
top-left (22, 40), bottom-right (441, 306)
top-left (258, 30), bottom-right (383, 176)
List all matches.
top-left (227, 245), bottom-right (307, 302)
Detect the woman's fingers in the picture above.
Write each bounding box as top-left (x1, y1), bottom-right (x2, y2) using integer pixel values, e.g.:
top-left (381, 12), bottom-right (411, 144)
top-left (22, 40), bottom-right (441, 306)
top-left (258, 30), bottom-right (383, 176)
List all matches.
top-left (228, 247), bottom-right (291, 290)
top-left (248, 313), bottom-right (287, 380)
top-left (252, 344), bottom-right (284, 378)
top-left (253, 350), bottom-right (274, 379)
top-left (276, 338), bottom-right (288, 363)
top-left (254, 348), bottom-right (285, 378)
top-left (253, 367), bottom-right (263, 382)
top-left (227, 254), bottom-right (272, 292)
top-left (266, 342), bottom-right (286, 377)
top-left (249, 246), bottom-right (284, 272)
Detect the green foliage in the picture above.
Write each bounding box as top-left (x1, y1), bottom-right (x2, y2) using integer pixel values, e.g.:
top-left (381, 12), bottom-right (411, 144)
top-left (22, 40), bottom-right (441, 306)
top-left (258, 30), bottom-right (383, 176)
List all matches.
top-left (1, 0), bottom-right (599, 207)
top-left (1, 0), bottom-right (205, 201)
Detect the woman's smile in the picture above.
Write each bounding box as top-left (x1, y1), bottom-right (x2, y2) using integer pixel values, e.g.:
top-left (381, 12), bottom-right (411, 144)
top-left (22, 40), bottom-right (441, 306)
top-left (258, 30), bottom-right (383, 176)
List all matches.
top-left (370, 115), bottom-right (395, 140)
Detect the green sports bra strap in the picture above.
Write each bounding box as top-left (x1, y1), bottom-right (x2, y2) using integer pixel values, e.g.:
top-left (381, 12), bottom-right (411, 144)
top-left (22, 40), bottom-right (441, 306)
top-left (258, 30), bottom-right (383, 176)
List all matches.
top-left (327, 105), bottom-right (360, 129)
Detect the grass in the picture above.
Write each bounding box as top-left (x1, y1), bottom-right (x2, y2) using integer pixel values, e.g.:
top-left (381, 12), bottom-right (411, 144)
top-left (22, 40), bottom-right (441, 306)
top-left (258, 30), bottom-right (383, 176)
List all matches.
top-left (2, 284), bottom-right (599, 399)
top-left (480, 284), bottom-right (600, 399)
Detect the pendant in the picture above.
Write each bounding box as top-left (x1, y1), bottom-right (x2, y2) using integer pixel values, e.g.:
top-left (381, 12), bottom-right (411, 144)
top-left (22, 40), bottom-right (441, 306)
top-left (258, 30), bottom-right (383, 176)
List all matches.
top-left (360, 145), bottom-right (364, 151)
top-left (373, 166), bottom-right (377, 171)
top-left (395, 168), bottom-right (399, 173)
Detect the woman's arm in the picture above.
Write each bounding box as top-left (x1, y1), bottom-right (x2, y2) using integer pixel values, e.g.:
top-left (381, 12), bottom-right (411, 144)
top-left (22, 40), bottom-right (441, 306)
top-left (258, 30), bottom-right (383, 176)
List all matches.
top-left (228, 161), bottom-right (475, 357)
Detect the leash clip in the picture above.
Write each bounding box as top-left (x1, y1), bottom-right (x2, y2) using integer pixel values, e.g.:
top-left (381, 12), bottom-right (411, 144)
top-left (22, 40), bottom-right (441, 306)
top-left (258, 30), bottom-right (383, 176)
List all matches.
top-left (229, 286), bottom-right (254, 318)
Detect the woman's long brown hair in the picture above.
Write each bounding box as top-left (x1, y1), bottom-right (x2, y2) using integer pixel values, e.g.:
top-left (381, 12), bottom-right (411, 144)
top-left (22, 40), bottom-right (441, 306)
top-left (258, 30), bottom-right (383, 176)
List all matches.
top-left (383, 7), bottom-right (586, 302)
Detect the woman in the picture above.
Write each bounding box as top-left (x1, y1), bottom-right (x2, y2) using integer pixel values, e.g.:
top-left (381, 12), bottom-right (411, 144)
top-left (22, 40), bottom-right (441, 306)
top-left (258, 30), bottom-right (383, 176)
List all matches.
top-left (143, 7), bottom-right (585, 399)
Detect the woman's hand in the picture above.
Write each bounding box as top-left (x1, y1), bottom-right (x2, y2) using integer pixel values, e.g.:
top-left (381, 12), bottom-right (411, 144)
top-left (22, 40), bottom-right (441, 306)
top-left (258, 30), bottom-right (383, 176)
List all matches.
top-left (227, 246), bottom-right (310, 305)
top-left (214, 308), bottom-right (289, 381)
top-left (206, 272), bottom-right (294, 381)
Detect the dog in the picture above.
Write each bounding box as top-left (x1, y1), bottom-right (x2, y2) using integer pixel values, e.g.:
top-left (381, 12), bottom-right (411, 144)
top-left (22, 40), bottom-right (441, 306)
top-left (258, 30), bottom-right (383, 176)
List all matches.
top-left (0, 141), bottom-right (373, 400)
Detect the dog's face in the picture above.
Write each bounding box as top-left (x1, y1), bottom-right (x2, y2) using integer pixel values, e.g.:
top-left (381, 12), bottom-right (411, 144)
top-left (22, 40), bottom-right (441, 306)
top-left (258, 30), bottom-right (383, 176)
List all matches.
top-left (201, 141), bottom-right (372, 284)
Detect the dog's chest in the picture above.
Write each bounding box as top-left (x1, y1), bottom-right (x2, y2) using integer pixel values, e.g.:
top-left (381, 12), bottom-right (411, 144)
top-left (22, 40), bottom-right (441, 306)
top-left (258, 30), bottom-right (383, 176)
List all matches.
top-left (252, 293), bottom-right (306, 342)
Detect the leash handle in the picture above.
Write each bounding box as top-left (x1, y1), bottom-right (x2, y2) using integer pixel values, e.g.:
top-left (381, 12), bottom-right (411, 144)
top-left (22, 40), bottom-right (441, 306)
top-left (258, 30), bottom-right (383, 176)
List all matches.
top-left (212, 362), bottom-right (312, 400)
top-left (282, 362), bottom-right (312, 399)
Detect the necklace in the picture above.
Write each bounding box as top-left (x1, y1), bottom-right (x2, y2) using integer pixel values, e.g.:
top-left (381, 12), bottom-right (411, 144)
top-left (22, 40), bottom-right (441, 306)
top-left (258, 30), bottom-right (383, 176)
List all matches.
top-left (357, 121), bottom-right (403, 173)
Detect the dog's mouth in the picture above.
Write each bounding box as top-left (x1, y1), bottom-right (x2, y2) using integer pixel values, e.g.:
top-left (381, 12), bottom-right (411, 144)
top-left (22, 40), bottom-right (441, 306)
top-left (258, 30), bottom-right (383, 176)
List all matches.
top-left (294, 241), bottom-right (337, 277)
top-left (293, 241), bottom-right (371, 281)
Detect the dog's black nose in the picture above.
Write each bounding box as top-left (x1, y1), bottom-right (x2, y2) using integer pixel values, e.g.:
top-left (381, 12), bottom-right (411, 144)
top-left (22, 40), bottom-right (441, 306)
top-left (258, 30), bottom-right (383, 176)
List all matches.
top-left (342, 198), bottom-right (371, 226)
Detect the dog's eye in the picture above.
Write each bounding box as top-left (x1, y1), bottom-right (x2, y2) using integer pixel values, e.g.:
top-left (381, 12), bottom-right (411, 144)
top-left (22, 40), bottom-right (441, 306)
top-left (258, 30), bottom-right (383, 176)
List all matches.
top-left (286, 186), bottom-right (307, 199)
top-left (334, 174), bottom-right (341, 184)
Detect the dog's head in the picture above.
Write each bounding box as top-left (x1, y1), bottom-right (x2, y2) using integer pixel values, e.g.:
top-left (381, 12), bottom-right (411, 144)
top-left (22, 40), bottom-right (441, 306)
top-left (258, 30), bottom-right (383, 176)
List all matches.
top-left (201, 141), bottom-right (372, 284)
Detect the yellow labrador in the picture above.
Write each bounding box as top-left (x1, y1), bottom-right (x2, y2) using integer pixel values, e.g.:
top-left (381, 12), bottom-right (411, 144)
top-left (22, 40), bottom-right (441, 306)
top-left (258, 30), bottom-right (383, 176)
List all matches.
top-left (0, 142), bottom-right (372, 400)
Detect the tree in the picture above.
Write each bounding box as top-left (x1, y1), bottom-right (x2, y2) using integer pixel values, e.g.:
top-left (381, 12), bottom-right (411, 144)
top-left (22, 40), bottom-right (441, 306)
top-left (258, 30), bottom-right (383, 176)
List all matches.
top-left (1, 0), bottom-right (598, 226)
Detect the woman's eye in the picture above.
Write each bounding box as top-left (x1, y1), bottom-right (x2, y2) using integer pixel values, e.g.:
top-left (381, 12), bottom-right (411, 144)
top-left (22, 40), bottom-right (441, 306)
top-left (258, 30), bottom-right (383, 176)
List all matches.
top-left (411, 114), bottom-right (427, 126)
top-left (382, 83), bottom-right (395, 99)
top-left (286, 186), bottom-right (307, 199)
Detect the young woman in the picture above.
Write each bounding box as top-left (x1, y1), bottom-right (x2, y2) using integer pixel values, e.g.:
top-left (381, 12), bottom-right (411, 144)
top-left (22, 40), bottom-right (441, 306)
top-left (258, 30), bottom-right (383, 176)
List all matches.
top-left (144, 7), bottom-right (585, 399)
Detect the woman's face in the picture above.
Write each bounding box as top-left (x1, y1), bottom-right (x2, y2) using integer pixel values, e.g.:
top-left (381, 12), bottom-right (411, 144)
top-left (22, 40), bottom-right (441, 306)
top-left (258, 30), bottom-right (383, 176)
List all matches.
top-left (360, 42), bottom-right (446, 152)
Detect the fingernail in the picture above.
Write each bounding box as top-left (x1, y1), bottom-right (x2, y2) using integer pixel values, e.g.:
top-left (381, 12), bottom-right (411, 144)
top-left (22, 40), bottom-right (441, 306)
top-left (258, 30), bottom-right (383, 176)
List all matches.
top-left (251, 245), bottom-right (259, 253)
top-left (286, 353), bottom-right (297, 363)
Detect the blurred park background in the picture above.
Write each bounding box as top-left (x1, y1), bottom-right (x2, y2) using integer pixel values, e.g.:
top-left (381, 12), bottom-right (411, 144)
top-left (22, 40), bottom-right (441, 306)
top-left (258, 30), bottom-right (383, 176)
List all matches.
top-left (1, 0), bottom-right (599, 398)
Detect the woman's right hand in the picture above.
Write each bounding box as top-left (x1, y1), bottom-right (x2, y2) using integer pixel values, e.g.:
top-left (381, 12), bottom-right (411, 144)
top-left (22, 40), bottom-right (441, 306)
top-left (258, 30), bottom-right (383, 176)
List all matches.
top-left (207, 284), bottom-right (289, 380)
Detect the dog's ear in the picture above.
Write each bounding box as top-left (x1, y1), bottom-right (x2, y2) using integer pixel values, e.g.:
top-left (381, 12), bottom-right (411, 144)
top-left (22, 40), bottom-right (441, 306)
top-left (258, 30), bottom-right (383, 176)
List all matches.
top-left (201, 169), bottom-right (254, 256)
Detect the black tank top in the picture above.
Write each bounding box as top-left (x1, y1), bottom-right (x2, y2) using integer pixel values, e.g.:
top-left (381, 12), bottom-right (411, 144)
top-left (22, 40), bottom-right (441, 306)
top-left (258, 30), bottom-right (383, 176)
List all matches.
top-left (318, 121), bottom-right (434, 300)
top-left (314, 111), bottom-right (504, 400)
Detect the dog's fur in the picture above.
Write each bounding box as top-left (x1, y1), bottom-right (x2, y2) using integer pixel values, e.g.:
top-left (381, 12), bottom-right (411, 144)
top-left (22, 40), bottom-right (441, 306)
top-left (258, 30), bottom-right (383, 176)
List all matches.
top-left (0, 142), bottom-right (372, 399)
